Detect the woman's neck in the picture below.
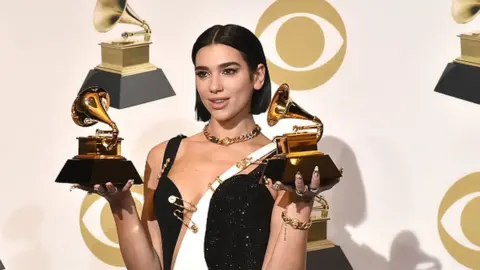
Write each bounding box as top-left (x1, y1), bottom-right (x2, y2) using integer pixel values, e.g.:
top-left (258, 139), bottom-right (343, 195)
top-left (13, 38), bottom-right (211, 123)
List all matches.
top-left (206, 114), bottom-right (257, 139)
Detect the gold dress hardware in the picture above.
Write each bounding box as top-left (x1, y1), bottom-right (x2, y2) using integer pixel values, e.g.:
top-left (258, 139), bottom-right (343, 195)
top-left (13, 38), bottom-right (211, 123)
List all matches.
top-left (173, 209), bottom-right (198, 233)
top-left (158, 158), bottom-right (171, 178)
top-left (207, 177), bottom-right (224, 192)
top-left (235, 157), bottom-right (253, 169)
top-left (168, 195), bottom-right (198, 213)
top-left (203, 124), bottom-right (262, 146)
top-left (168, 195), bottom-right (198, 233)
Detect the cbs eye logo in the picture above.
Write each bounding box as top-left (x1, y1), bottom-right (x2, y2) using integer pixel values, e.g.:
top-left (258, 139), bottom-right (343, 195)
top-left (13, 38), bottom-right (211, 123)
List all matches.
top-left (79, 184), bottom-right (144, 267)
top-left (255, 0), bottom-right (347, 90)
top-left (438, 172), bottom-right (480, 269)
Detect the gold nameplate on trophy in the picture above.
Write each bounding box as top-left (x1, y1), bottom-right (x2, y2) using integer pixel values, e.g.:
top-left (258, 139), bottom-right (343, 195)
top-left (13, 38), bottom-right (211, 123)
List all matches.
top-left (93, 0), bottom-right (157, 76)
top-left (55, 86), bottom-right (143, 186)
top-left (452, 0), bottom-right (480, 66)
top-left (259, 83), bottom-right (343, 189)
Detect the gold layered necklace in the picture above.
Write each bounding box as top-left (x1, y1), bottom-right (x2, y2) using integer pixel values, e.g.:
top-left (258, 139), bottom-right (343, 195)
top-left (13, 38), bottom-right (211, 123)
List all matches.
top-left (203, 123), bottom-right (262, 146)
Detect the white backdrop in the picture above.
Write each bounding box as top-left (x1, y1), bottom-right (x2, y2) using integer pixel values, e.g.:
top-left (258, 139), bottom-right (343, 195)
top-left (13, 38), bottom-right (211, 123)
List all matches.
top-left (1, 0), bottom-right (480, 269)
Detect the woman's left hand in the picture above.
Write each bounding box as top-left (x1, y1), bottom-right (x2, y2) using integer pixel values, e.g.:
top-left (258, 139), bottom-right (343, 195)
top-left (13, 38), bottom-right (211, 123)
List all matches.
top-left (266, 165), bottom-right (339, 205)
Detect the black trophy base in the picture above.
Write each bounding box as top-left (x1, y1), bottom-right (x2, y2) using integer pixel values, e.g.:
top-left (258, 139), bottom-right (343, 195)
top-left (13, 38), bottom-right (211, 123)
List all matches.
top-left (260, 154), bottom-right (342, 189)
top-left (434, 61), bottom-right (480, 104)
top-left (55, 158), bottom-right (143, 186)
top-left (307, 245), bottom-right (353, 270)
top-left (80, 68), bottom-right (176, 109)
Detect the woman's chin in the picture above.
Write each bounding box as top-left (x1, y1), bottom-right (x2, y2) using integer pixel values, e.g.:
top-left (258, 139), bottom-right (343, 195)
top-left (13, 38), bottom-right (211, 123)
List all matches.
top-left (209, 111), bottom-right (233, 122)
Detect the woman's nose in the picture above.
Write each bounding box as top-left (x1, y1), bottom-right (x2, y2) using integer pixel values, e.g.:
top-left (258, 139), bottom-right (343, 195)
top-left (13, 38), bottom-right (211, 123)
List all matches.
top-left (209, 74), bottom-right (223, 93)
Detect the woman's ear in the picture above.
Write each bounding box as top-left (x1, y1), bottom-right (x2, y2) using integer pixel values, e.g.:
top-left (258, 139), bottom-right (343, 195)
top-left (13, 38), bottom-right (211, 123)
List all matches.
top-left (253, 63), bottom-right (266, 91)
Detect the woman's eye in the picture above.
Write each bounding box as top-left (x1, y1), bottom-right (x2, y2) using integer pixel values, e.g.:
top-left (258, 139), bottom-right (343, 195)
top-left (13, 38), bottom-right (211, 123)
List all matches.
top-left (223, 68), bottom-right (238, 75)
top-left (196, 71), bottom-right (208, 78)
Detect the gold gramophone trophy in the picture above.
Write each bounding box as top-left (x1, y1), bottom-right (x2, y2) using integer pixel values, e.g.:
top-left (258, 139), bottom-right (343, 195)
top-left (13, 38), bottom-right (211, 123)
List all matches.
top-left (434, 0), bottom-right (480, 103)
top-left (259, 83), bottom-right (343, 251)
top-left (55, 86), bottom-right (143, 186)
top-left (79, 0), bottom-right (175, 109)
top-left (260, 83), bottom-right (343, 189)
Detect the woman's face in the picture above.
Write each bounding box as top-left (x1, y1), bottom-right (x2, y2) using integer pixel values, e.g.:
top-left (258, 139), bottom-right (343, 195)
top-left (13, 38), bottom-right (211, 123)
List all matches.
top-left (195, 44), bottom-right (265, 123)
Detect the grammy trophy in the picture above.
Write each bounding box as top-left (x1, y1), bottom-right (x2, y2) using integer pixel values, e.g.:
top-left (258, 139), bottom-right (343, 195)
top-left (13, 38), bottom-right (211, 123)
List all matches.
top-left (55, 86), bottom-right (143, 186)
top-left (80, 0), bottom-right (176, 109)
top-left (259, 83), bottom-right (343, 252)
top-left (434, 0), bottom-right (480, 104)
top-left (259, 83), bottom-right (343, 189)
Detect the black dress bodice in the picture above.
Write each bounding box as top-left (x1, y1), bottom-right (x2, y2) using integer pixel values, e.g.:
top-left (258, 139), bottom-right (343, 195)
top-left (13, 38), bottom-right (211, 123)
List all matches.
top-left (153, 135), bottom-right (275, 270)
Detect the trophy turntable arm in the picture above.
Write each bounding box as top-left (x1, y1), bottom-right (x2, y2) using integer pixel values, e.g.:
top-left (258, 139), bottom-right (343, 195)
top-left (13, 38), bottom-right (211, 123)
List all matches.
top-left (121, 20), bottom-right (152, 42)
top-left (293, 122), bottom-right (324, 142)
top-left (96, 122), bottom-right (120, 151)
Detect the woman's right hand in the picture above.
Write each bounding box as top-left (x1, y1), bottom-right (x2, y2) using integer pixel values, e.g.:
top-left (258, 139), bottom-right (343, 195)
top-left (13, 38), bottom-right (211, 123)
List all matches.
top-left (71, 179), bottom-right (135, 206)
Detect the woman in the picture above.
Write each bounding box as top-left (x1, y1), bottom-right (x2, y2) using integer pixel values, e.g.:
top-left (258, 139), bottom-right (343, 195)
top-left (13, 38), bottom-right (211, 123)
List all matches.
top-left (74, 24), bottom-right (336, 270)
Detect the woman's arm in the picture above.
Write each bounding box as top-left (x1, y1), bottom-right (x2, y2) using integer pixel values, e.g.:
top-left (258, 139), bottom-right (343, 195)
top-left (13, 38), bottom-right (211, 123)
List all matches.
top-left (263, 167), bottom-right (329, 270)
top-left (262, 191), bottom-right (313, 270)
top-left (83, 142), bottom-right (168, 270)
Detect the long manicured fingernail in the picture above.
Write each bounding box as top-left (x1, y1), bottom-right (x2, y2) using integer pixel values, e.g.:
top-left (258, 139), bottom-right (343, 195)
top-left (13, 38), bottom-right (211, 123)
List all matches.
top-left (314, 166), bottom-right (319, 176)
top-left (129, 179), bottom-right (134, 184)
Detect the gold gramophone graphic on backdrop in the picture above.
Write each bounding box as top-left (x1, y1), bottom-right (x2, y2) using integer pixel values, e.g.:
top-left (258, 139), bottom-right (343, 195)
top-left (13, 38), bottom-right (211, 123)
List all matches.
top-left (434, 0), bottom-right (480, 103)
top-left (259, 83), bottom-right (343, 250)
top-left (93, 0), bottom-right (155, 76)
top-left (79, 0), bottom-right (176, 109)
top-left (55, 86), bottom-right (143, 186)
top-left (452, 0), bottom-right (480, 66)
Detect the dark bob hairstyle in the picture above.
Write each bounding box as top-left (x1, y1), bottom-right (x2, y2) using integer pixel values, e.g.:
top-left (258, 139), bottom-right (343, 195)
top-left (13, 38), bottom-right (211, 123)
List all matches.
top-left (191, 24), bottom-right (272, 122)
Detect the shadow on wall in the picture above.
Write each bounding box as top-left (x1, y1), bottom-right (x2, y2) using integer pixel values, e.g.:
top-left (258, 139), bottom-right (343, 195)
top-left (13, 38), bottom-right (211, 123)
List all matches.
top-left (2, 204), bottom-right (50, 270)
top-left (318, 136), bottom-right (442, 270)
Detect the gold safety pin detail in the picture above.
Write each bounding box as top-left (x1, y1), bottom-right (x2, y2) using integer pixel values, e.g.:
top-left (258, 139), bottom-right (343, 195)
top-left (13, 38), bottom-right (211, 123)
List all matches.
top-left (168, 195), bottom-right (197, 212)
top-left (173, 209), bottom-right (198, 233)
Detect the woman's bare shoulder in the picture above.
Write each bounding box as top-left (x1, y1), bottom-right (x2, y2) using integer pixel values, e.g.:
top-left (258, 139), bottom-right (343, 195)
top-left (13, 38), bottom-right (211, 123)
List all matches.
top-left (146, 133), bottom-right (202, 167)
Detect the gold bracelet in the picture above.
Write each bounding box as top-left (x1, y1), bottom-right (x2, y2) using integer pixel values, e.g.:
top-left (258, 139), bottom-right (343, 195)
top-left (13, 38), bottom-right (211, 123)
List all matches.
top-left (281, 210), bottom-right (312, 240)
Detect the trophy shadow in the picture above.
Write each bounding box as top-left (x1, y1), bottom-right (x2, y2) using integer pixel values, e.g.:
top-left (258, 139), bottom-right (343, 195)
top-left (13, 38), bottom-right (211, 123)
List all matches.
top-left (2, 204), bottom-right (51, 270)
top-left (317, 136), bottom-right (442, 270)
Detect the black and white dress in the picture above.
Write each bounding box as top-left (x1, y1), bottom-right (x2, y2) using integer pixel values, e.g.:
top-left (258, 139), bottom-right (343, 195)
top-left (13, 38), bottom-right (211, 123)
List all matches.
top-left (153, 135), bottom-right (277, 270)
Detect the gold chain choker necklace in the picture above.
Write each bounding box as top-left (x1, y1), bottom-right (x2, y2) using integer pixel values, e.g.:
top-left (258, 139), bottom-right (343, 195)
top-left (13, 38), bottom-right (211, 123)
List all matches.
top-left (203, 124), bottom-right (262, 146)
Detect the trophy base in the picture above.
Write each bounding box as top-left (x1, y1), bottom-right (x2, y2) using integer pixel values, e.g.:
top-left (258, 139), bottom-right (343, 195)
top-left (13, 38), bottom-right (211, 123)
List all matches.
top-left (306, 245), bottom-right (353, 270)
top-left (260, 152), bottom-right (343, 189)
top-left (434, 61), bottom-right (480, 104)
top-left (55, 158), bottom-right (143, 186)
top-left (80, 67), bottom-right (176, 109)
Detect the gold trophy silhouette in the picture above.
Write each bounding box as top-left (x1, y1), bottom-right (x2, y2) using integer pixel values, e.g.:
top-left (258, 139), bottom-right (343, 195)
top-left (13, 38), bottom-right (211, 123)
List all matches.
top-left (80, 0), bottom-right (175, 109)
top-left (55, 86), bottom-right (142, 186)
top-left (259, 83), bottom-right (344, 254)
top-left (434, 0), bottom-right (480, 103)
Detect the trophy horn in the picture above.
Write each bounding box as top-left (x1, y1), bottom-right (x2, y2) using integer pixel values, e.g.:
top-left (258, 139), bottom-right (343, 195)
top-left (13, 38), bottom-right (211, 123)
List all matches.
top-left (93, 0), bottom-right (151, 41)
top-left (452, 0), bottom-right (480, 23)
top-left (267, 83), bottom-right (324, 140)
top-left (71, 86), bottom-right (119, 151)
